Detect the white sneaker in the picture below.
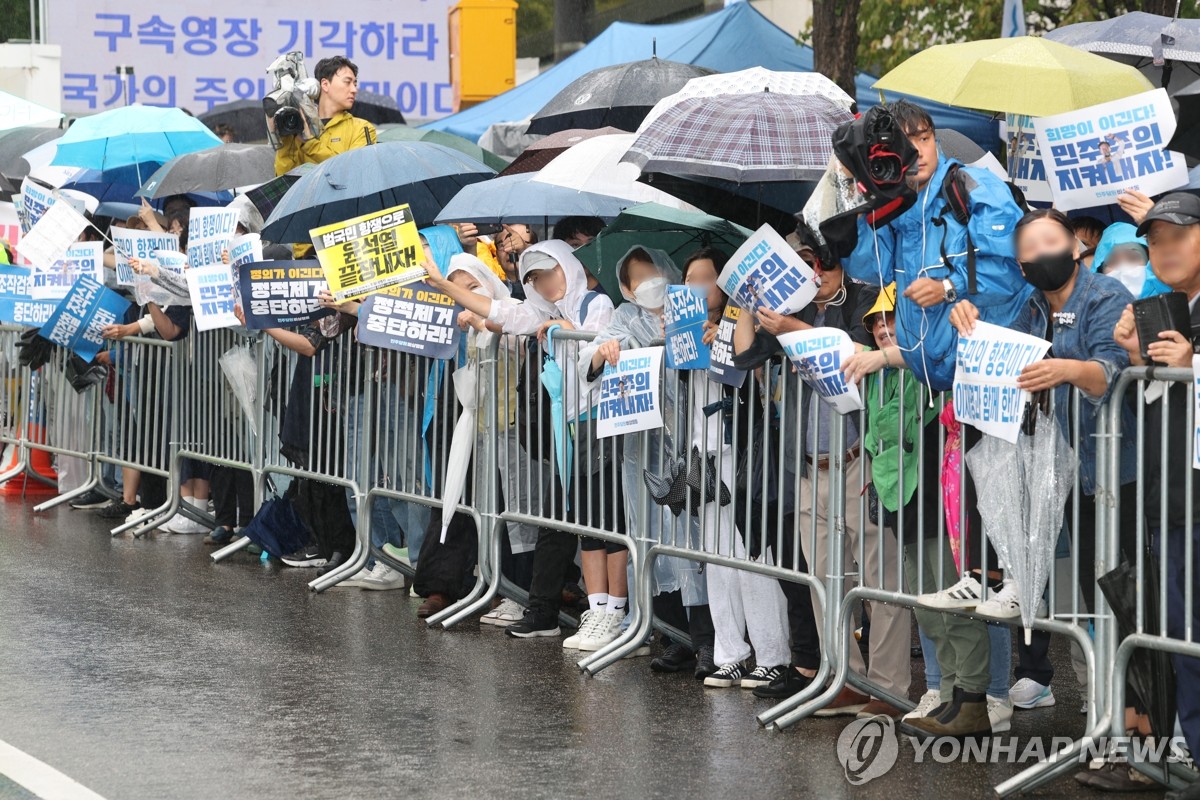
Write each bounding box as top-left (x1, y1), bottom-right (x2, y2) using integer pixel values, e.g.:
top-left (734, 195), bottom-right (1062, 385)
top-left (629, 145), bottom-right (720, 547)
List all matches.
top-left (975, 579), bottom-right (1021, 618)
top-left (919, 575), bottom-right (984, 609)
top-left (988, 694), bottom-right (1014, 732)
top-left (578, 611), bottom-right (624, 651)
top-left (902, 689), bottom-right (942, 721)
top-left (1009, 677), bottom-right (1055, 709)
top-left (622, 644), bottom-right (652, 659)
top-left (481, 598), bottom-right (525, 627)
top-left (358, 564), bottom-right (404, 591)
top-left (123, 507), bottom-right (153, 526)
top-left (563, 609), bottom-right (604, 650)
top-left (168, 514), bottom-right (210, 535)
top-left (334, 563), bottom-right (379, 589)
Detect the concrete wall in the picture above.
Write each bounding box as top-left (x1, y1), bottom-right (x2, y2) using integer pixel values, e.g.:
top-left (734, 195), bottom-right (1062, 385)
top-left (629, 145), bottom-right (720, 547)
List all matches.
top-left (0, 44), bottom-right (62, 114)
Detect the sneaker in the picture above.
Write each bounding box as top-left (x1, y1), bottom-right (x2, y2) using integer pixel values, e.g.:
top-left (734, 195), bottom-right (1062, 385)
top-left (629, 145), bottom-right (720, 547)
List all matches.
top-left (704, 662), bottom-right (749, 688)
top-left (563, 609), bottom-right (605, 650)
top-left (166, 514), bottom-right (210, 535)
top-left (650, 643), bottom-right (696, 673)
top-left (988, 695), bottom-right (1014, 733)
top-left (741, 665), bottom-right (786, 689)
top-left (694, 645), bottom-right (717, 681)
top-left (903, 687), bottom-right (990, 738)
top-left (358, 564), bottom-right (404, 591)
top-left (481, 598), bottom-right (526, 627)
top-left (381, 543), bottom-right (412, 568)
top-left (622, 644), bottom-right (652, 659)
top-left (1009, 678), bottom-right (1055, 709)
top-left (97, 500), bottom-right (137, 520)
top-left (1078, 761), bottom-right (1159, 791)
top-left (578, 612), bottom-right (624, 652)
top-left (505, 612), bottom-right (561, 639)
top-left (813, 687), bottom-right (871, 717)
top-left (335, 563), bottom-right (380, 589)
top-left (69, 489), bottom-right (110, 509)
top-left (903, 689), bottom-right (943, 722)
top-left (280, 545), bottom-right (327, 568)
top-left (919, 575), bottom-right (984, 609)
top-left (975, 579), bottom-right (1022, 618)
top-left (752, 667), bottom-right (812, 700)
top-left (124, 507), bottom-right (153, 526)
top-left (204, 526), bottom-right (238, 546)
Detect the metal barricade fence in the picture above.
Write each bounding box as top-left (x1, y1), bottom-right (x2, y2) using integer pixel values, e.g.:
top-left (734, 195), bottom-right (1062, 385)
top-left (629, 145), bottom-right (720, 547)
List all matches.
top-left (26, 343), bottom-right (103, 510)
top-left (0, 323), bottom-right (32, 486)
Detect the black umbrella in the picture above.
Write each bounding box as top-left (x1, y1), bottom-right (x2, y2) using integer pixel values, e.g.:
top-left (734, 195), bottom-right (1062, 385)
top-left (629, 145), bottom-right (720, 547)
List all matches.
top-left (527, 57), bottom-right (715, 136)
top-left (637, 170), bottom-right (808, 233)
top-left (498, 126), bottom-right (625, 176)
top-left (200, 95), bottom-right (405, 144)
top-left (0, 125), bottom-right (63, 181)
top-left (1170, 84), bottom-right (1200, 160)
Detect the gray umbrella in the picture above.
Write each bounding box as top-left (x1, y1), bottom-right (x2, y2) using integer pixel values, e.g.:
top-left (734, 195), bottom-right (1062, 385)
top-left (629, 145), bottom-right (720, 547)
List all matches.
top-left (1045, 11), bottom-right (1200, 90)
top-left (0, 125), bottom-right (63, 181)
top-left (527, 57), bottom-right (716, 135)
top-left (135, 143), bottom-right (276, 198)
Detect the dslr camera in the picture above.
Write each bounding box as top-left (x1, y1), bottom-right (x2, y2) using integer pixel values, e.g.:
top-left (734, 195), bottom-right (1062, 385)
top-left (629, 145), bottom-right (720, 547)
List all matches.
top-left (263, 51), bottom-right (322, 149)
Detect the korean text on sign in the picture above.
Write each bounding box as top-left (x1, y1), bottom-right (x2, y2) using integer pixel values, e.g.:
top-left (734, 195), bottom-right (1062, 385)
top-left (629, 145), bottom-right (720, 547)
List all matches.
top-left (311, 204), bottom-right (424, 303)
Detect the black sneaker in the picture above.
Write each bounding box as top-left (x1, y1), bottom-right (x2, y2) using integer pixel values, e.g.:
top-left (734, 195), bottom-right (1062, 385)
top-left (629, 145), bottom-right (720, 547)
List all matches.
top-left (505, 612), bottom-right (561, 639)
top-left (204, 526), bottom-right (236, 547)
top-left (753, 667), bottom-right (813, 700)
top-left (280, 545), bottom-right (326, 568)
top-left (741, 664), bottom-right (787, 689)
top-left (70, 489), bottom-right (111, 509)
top-left (650, 642), bottom-right (696, 673)
top-left (97, 500), bottom-right (137, 520)
top-left (704, 661), bottom-right (748, 688)
top-left (694, 645), bottom-right (717, 680)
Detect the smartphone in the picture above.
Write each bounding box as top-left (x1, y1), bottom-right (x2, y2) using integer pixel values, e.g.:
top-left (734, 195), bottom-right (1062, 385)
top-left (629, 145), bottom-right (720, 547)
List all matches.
top-left (1132, 291), bottom-right (1192, 364)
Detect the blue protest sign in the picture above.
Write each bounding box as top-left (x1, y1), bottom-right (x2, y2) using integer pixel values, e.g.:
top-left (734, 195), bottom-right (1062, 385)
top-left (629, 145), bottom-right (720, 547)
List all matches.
top-left (39, 276), bottom-right (131, 362)
top-left (0, 265), bottom-right (57, 327)
top-left (664, 285), bottom-right (710, 370)
top-left (356, 281), bottom-right (460, 359)
top-left (236, 259), bottom-right (334, 330)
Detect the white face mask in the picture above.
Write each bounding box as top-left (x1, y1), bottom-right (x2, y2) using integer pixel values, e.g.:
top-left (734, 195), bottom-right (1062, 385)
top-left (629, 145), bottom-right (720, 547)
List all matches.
top-left (632, 276), bottom-right (668, 309)
top-left (1107, 264), bottom-right (1146, 297)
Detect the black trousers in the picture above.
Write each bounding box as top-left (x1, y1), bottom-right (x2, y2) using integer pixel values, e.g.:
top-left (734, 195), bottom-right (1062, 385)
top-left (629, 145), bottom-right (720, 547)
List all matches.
top-left (212, 466), bottom-right (254, 529)
top-left (653, 590), bottom-right (715, 651)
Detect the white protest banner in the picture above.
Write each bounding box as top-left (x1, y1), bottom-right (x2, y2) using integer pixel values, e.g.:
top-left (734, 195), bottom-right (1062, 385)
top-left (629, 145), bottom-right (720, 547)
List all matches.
top-left (31, 242), bottom-right (104, 302)
top-left (111, 228), bottom-right (179, 285)
top-left (596, 346), bottom-right (664, 439)
top-left (718, 224), bottom-right (817, 316)
top-left (708, 303), bottom-right (747, 388)
top-left (17, 200), bottom-right (90, 271)
top-left (777, 327), bottom-right (863, 415)
top-left (1033, 88), bottom-right (1188, 211)
top-left (19, 178), bottom-right (55, 234)
top-left (953, 321), bottom-right (1052, 444)
top-left (187, 264), bottom-right (239, 331)
top-left (1003, 114), bottom-right (1054, 204)
top-left (664, 284), bottom-right (709, 370)
top-left (188, 207), bottom-right (240, 270)
top-left (228, 233), bottom-right (263, 268)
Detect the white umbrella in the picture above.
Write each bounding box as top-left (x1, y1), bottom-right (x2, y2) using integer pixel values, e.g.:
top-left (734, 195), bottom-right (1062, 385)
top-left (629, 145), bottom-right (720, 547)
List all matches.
top-left (0, 91), bottom-right (63, 132)
top-left (637, 67), bottom-right (855, 133)
top-left (439, 339), bottom-right (484, 543)
top-left (531, 133), bottom-right (694, 209)
top-left (21, 140), bottom-right (80, 188)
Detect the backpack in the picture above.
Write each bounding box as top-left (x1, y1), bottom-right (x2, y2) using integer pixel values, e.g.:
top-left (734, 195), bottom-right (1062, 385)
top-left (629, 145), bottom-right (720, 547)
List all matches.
top-left (932, 163), bottom-right (1030, 296)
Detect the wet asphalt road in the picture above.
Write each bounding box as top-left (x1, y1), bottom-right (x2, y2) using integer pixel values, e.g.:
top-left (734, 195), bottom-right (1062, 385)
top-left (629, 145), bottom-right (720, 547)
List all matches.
top-left (0, 496), bottom-right (1161, 800)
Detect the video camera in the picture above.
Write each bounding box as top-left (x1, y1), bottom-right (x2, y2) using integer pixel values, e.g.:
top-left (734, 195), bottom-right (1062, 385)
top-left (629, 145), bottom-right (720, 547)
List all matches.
top-left (263, 51), bottom-right (322, 149)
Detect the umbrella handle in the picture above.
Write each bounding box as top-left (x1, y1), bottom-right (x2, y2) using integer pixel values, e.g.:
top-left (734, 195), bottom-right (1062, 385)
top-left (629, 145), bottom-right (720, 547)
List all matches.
top-left (545, 323), bottom-right (563, 353)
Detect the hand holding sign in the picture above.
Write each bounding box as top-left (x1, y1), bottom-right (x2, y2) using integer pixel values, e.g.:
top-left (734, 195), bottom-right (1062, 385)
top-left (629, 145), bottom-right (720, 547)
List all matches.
top-left (718, 224), bottom-right (817, 316)
top-left (777, 327), bottom-right (863, 414)
top-left (953, 320), bottom-right (1052, 443)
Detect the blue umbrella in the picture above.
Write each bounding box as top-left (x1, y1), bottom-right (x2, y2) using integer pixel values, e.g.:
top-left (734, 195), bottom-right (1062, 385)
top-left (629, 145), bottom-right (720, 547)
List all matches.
top-left (434, 172), bottom-right (630, 225)
top-left (261, 141), bottom-right (495, 244)
top-left (541, 325), bottom-right (573, 498)
top-left (63, 168), bottom-right (232, 208)
top-left (50, 105), bottom-right (221, 173)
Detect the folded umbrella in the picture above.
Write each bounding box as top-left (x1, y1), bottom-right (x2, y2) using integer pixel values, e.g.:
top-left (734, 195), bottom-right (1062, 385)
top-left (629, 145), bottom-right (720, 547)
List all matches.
top-left (540, 325), bottom-right (572, 496)
top-left (433, 172), bottom-right (629, 225)
top-left (440, 355), bottom-right (481, 543)
top-left (50, 105), bottom-right (222, 174)
top-left (498, 126), bottom-right (625, 176)
top-left (136, 143), bottom-right (276, 198)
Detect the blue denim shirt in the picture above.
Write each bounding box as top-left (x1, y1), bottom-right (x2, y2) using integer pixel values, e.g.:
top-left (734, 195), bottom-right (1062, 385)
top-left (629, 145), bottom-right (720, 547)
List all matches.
top-left (1010, 265), bottom-right (1137, 494)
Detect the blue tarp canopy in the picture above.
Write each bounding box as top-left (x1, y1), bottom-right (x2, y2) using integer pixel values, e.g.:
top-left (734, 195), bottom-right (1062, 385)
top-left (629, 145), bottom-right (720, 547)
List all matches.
top-left (424, 2), bottom-right (998, 149)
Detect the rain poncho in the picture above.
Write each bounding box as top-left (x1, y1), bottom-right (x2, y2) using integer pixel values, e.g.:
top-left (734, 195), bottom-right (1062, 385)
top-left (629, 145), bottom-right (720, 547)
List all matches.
top-left (1091, 221), bottom-right (1170, 300)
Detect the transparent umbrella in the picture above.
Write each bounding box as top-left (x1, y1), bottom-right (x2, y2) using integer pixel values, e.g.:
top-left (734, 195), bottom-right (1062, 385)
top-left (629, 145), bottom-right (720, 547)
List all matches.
top-left (439, 350), bottom-right (482, 543)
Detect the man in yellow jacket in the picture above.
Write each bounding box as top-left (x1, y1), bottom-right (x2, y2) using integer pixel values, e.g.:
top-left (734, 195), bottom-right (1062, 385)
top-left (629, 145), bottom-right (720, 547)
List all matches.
top-left (272, 55), bottom-right (376, 176)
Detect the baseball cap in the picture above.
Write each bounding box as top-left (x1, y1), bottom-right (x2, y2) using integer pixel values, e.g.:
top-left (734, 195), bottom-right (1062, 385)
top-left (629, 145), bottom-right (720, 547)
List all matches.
top-left (1136, 192), bottom-right (1200, 237)
top-left (519, 249), bottom-right (558, 283)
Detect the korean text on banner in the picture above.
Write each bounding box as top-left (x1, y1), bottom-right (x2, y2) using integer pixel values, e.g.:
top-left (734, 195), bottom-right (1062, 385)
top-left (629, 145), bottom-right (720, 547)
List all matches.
top-left (1004, 114), bottom-right (1053, 204)
top-left (356, 280), bottom-right (460, 359)
top-left (237, 259), bottom-right (334, 329)
top-left (777, 327), bottom-right (863, 415)
top-left (31, 242), bottom-right (105, 301)
top-left (708, 303), bottom-right (746, 388)
top-left (310, 204), bottom-right (424, 303)
top-left (187, 264), bottom-right (239, 331)
top-left (18, 201), bottom-right (90, 272)
top-left (718, 224), bottom-right (817, 316)
top-left (40, 276), bottom-right (131, 363)
top-left (953, 320), bottom-right (1052, 444)
top-left (1033, 88), bottom-right (1188, 211)
top-left (188, 207), bottom-right (240, 269)
top-left (19, 178), bottom-right (55, 235)
top-left (664, 284), bottom-right (710, 370)
top-left (0, 265), bottom-right (55, 326)
top-left (111, 228), bottom-right (180, 285)
top-left (597, 346), bottom-right (664, 439)
top-left (228, 233), bottom-right (263, 268)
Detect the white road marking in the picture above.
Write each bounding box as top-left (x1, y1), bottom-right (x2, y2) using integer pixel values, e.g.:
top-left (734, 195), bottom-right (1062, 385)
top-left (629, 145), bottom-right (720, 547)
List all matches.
top-left (0, 739), bottom-right (107, 800)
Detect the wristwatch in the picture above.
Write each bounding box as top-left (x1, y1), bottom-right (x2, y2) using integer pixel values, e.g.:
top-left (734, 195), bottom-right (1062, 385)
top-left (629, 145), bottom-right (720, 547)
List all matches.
top-left (942, 278), bottom-right (958, 303)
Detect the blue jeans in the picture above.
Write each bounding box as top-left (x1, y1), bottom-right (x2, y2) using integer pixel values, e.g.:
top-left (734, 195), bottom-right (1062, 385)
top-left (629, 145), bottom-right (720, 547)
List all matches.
top-left (1152, 526), bottom-right (1200, 758)
top-left (919, 621), bottom-right (1010, 699)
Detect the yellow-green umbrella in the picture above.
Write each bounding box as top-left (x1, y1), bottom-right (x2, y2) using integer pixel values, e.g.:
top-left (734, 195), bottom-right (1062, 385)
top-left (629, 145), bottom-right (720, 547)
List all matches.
top-left (873, 36), bottom-right (1154, 118)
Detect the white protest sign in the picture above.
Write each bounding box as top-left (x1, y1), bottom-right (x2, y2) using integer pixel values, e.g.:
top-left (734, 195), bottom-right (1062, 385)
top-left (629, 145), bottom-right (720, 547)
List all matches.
top-left (18, 200), bottom-right (89, 271)
top-left (187, 264), bottom-right (239, 331)
top-left (953, 321), bottom-right (1052, 444)
top-left (596, 346), bottom-right (664, 439)
top-left (228, 233), bottom-right (263, 267)
top-left (1003, 114), bottom-right (1054, 204)
top-left (111, 228), bottom-right (180, 285)
top-left (19, 178), bottom-right (56, 234)
top-left (188, 207), bottom-right (240, 270)
top-left (31, 242), bottom-right (104, 301)
top-left (718, 224), bottom-right (817, 316)
top-left (1033, 89), bottom-right (1188, 211)
top-left (777, 327), bottom-right (863, 415)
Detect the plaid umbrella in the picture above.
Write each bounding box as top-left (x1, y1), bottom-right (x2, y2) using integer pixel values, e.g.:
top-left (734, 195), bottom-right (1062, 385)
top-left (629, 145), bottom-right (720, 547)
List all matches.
top-left (621, 92), bottom-right (854, 183)
top-left (245, 162), bottom-right (316, 220)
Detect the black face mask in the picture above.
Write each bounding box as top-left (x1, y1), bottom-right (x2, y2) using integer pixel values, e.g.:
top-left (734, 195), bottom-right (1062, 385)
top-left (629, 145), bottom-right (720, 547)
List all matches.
top-left (1020, 250), bottom-right (1077, 292)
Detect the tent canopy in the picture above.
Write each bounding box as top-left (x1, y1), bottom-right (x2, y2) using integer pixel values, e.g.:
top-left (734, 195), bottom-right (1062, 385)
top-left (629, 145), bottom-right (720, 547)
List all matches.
top-left (424, 2), bottom-right (997, 149)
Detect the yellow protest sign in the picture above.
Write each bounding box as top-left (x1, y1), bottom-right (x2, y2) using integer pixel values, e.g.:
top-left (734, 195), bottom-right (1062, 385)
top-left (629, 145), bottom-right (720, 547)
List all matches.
top-left (309, 204), bottom-right (425, 302)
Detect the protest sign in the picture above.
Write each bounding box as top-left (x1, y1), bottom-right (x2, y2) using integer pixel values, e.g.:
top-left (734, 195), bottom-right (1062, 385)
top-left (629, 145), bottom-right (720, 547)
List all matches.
top-left (708, 303), bottom-right (747, 388)
top-left (1004, 114), bottom-right (1054, 204)
top-left (237, 259), bottom-right (334, 329)
top-left (718, 224), bottom-right (817, 316)
top-left (17, 200), bottom-right (90, 271)
top-left (1033, 88), bottom-right (1188, 211)
top-left (111, 229), bottom-right (179, 286)
top-left (187, 265), bottom-right (239, 331)
top-left (664, 284), bottom-right (710, 370)
top-left (228, 233), bottom-right (263, 268)
top-left (953, 320), bottom-right (1052, 444)
top-left (777, 327), bottom-right (863, 415)
top-left (31, 242), bottom-right (104, 302)
top-left (0, 264), bottom-right (55, 326)
top-left (188, 207), bottom-right (240, 270)
top-left (310, 204), bottom-right (425, 303)
top-left (19, 178), bottom-right (55, 234)
top-left (596, 346), bottom-right (665, 439)
top-left (40, 275), bottom-right (130, 362)
top-left (356, 281), bottom-right (461, 359)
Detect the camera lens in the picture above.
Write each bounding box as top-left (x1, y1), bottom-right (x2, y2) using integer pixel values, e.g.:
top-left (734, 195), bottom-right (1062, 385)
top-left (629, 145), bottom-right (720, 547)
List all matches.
top-left (868, 152), bottom-right (901, 184)
top-left (274, 107), bottom-right (304, 138)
